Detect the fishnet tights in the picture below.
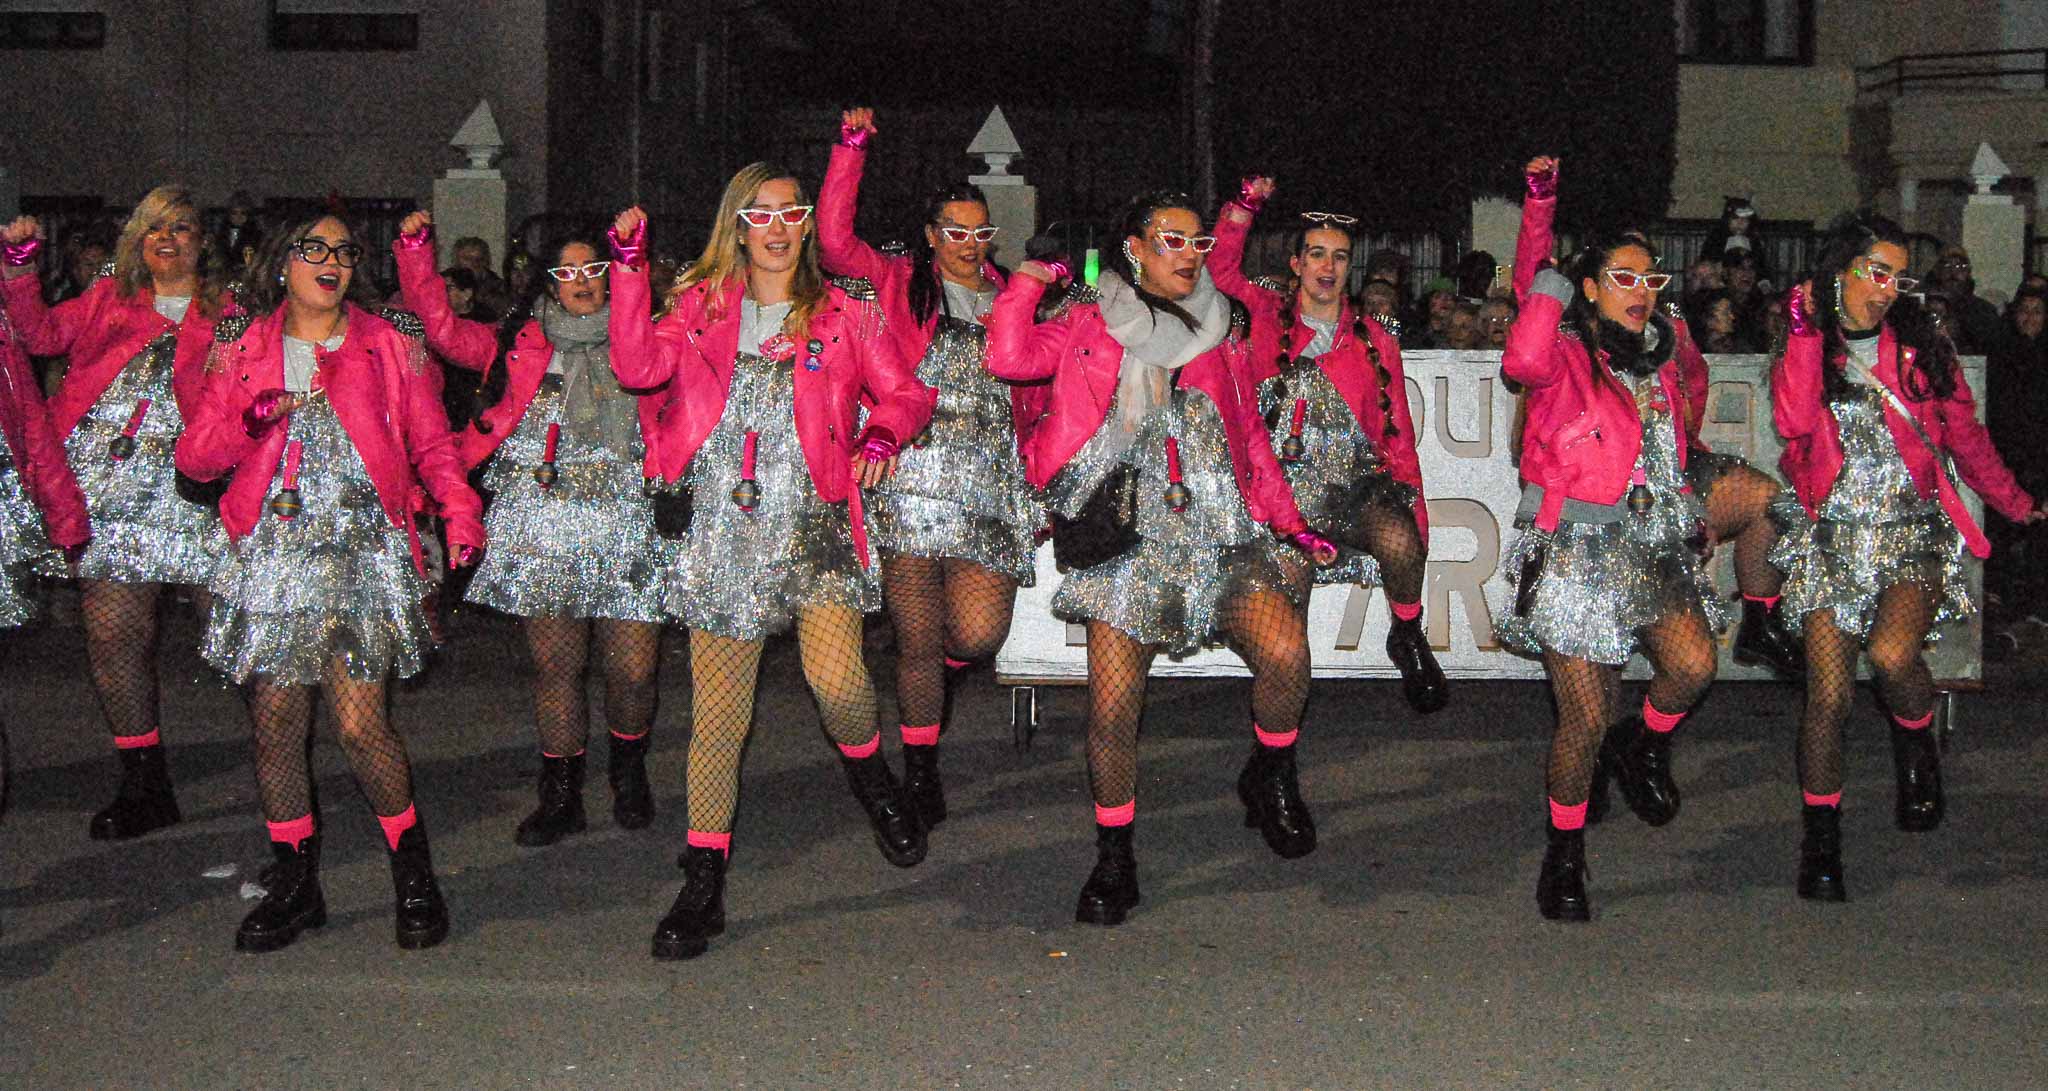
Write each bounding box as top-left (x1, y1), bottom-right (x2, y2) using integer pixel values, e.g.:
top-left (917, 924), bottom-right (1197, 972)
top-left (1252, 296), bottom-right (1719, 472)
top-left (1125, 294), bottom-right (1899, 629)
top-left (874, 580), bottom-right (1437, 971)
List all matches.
top-left (883, 552), bottom-right (1018, 728)
top-left (1081, 589), bottom-right (1312, 808)
top-left (524, 616), bottom-right (662, 756)
top-left (1348, 497), bottom-right (1429, 604)
top-left (80, 579), bottom-right (164, 739)
top-left (1541, 607), bottom-right (1718, 805)
top-left (683, 606), bottom-right (879, 833)
top-left (1796, 580), bottom-right (1939, 796)
top-left (1703, 462), bottom-right (1786, 599)
top-left (248, 658), bottom-right (414, 824)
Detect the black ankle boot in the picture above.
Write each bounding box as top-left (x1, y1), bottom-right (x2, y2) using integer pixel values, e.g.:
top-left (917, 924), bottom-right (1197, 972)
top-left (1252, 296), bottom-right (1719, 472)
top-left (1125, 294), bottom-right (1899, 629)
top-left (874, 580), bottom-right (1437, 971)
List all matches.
top-left (652, 845), bottom-right (728, 960)
top-left (89, 744), bottom-right (182, 840)
top-left (235, 836), bottom-right (326, 953)
top-left (1797, 804), bottom-right (1847, 902)
top-left (1600, 717), bottom-right (1681, 827)
top-left (901, 743), bottom-right (947, 829)
top-left (1733, 597), bottom-right (1805, 678)
top-left (1075, 823), bottom-right (1141, 926)
top-left (389, 824), bottom-right (450, 950)
top-left (841, 752), bottom-right (927, 867)
top-left (1385, 615), bottom-right (1449, 714)
top-left (608, 735), bottom-right (654, 830)
top-left (514, 753), bottom-right (587, 847)
top-left (1536, 825), bottom-right (1590, 922)
top-left (1237, 744), bottom-right (1317, 859)
top-left (1891, 722), bottom-right (1945, 832)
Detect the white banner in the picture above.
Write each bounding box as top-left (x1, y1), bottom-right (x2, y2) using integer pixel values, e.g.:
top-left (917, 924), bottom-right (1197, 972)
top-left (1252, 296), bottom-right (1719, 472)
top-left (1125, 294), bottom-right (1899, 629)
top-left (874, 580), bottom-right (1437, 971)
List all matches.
top-left (995, 351), bottom-right (1984, 684)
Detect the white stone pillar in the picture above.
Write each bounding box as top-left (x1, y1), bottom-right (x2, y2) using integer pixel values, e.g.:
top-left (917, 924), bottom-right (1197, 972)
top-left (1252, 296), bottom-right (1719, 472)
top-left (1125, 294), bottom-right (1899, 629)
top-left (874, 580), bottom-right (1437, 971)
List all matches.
top-left (967, 107), bottom-right (1036, 266)
top-left (1898, 177), bottom-right (1919, 234)
top-left (1470, 198), bottom-right (1522, 292)
top-left (1963, 143), bottom-right (2024, 305)
top-left (432, 101), bottom-right (509, 273)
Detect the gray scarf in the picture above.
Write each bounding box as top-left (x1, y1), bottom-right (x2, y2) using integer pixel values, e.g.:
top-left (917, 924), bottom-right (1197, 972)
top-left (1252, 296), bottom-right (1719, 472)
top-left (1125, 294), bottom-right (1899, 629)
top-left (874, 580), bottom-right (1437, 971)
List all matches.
top-left (539, 299), bottom-right (636, 452)
top-left (1095, 270), bottom-right (1231, 447)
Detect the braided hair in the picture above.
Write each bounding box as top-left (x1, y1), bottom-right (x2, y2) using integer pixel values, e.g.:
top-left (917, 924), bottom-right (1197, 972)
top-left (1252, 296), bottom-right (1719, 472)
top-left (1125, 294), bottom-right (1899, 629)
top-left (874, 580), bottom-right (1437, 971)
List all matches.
top-left (1276, 218), bottom-right (1399, 442)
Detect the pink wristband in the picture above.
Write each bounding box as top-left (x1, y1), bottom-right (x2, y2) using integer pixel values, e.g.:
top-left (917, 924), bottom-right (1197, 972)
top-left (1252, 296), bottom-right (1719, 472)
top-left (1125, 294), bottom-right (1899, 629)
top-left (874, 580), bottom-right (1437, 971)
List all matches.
top-left (397, 224), bottom-right (433, 250)
top-left (1235, 177), bottom-right (1269, 213)
top-left (608, 222), bottom-right (647, 266)
top-left (839, 122), bottom-right (872, 150)
top-left (1525, 168), bottom-right (1558, 201)
top-left (3, 238), bottom-right (41, 267)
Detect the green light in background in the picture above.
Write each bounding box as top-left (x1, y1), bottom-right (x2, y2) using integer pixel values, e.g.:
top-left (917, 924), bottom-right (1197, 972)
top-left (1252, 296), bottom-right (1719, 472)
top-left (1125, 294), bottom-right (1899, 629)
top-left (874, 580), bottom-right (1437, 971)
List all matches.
top-left (1083, 248), bottom-right (1100, 285)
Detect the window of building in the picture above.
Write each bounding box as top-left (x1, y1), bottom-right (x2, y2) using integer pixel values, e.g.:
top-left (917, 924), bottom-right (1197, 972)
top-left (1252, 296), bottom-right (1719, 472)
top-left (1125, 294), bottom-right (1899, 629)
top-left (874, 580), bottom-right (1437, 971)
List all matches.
top-left (271, 1), bottom-right (419, 51)
top-left (0, 2), bottom-right (105, 50)
top-left (1676, 0), bottom-right (1814, 65)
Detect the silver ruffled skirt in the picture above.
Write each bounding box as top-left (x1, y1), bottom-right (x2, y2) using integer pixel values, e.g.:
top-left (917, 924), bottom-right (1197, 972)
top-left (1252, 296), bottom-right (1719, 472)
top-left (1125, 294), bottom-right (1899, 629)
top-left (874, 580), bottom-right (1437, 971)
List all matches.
top-left (1768, 497), bottom-right (1970, 642)
top-left (869, 316), bottom-right (1038, 583)
top-left (203, 401), bottom-right (431, 684)
top-left (0, 455), bottom-right (60, 628)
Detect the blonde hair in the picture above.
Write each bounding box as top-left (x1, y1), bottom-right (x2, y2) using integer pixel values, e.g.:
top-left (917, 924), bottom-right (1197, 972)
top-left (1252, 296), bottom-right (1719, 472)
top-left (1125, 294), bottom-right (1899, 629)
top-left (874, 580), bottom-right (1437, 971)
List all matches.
top-left (669, 162), bottom-right (826, 340)
top-left (111, 185), bottom-right (225, 319)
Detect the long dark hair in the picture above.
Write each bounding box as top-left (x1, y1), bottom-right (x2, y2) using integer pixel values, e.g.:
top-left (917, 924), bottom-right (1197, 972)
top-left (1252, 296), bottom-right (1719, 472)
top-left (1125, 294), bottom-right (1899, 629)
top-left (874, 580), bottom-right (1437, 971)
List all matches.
top-left (1273, 219), bottom-right (1399, 441)
top-left (1559, 229), bottom-right (1675, 379)
top-left (906, 182), bottom-right (990, 327)
top-left (479, 230), bottom-right (607, 411)
top-left (239, 212), bottom-right (380, 317)
top-left (1101, 189), bottom-right (1204, 332)
top-left (1810, 210), bottom-right (1955, 403)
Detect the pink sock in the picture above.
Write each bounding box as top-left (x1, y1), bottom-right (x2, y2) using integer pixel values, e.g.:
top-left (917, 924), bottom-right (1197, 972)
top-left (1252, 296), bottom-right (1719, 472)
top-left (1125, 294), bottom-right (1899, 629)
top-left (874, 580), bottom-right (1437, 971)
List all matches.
top-left (899, 722), bottom-right (941, 747)
top-left (1641, 698), bottom-right (1685, 734)
top-left (1803, 790), bottom-right (1842, 808)
top-left (1548, 797), bottom-right (1588, 831)
top-left (1893, 710), bottom-right (1933, 731)
top-left (267, 813), bottom-right (316, 845)
top-left (113, 729), bottom-right (161, 750)
top-left (1743, 593), bottom-right (1781, 609)
top-left (541, 748), bottom-right (586, 759)
top-left (837, 732), bottom-right (881, 760)
top-left (686, 829), bottom-right (732, 858)
top-left (1095, 801), bottom-right (1135, 827)
top-left (1253, 723), bottom-right (1298, 748)
top-left (376, 804), bottom-right (418, 851)
top-left (945, 656), bottom-right (972, 671)
top-left (1389, 599), bottom-right (1422, 622)
top-left (610, 729), bottom-right (648, 742)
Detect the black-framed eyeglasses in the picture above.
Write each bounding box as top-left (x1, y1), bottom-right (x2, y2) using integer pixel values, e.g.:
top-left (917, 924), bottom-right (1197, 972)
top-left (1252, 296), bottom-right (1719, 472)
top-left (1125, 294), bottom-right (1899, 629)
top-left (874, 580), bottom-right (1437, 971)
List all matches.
top-left (291, 238), bottom-right (364, 269)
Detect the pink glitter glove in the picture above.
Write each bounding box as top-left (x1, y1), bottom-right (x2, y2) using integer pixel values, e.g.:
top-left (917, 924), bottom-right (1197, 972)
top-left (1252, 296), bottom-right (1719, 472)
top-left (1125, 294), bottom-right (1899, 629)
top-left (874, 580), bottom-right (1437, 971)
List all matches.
top-left (397, 223), bottom-right (433, 250)
top-left (856, 426), bottom-right (898, 463)
top-left (608, 221), bottom-right (647, 267)
top-left (1033, 259), bottom-right (1071, 284)
top-left (1788, 283), bottom-right (1815, 337)
top-left (1289, 529), bottom-right (1339, 566)
top-left (1234, 176), bottom-right (1270, 214)
top-left (3, 237), bottom-right (42, 267)
top-left (839, 120), bottom-right (872, 150)
top-left (1525, 164), bottom-right (1559, 201)
top-left (243, 389), bottom-right (293, 439)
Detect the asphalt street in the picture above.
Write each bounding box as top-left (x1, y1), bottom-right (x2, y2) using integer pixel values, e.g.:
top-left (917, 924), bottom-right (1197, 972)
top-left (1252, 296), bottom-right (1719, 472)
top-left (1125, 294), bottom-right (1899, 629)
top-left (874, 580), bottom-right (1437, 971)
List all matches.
top-left (2, 600), bottom-right (2044, 1089)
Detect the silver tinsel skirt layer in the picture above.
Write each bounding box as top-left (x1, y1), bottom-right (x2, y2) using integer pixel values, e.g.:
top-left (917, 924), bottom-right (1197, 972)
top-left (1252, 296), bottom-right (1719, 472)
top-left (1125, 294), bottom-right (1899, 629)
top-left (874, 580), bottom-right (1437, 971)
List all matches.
top-left (1498, 408), bottom-right (1730, 664)
top-left (467, 393), bottom-right (672, 622)
top-left (1257, 365), bottom-right (1420, 588)
top-left (65, 348), bottom-right (225, 586)
top-left (203, 402), bottom-right (431, 685)
top-left (1046, 388), bottom-right (1297, 654)
top-left (1768, 495), bottom-right (1970, 642)
top-left (667, 351), bottom-right (878, 641)
top-left (869, 317), bottom-right (1039, 582)
top-left (0, 459), bottom-right (60, 627)
top-left (1301, 471), bottom-right (1420, 589)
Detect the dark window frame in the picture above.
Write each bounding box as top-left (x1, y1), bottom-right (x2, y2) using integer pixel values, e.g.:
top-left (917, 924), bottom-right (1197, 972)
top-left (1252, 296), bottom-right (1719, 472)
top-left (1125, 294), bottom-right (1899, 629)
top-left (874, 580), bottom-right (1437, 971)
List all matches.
top-left (1676, 0), bottom-right (1816, 67)
top-left (0, 11), bottom-right (106, 50)
top-left (268, 2), bottom-right (419, 52)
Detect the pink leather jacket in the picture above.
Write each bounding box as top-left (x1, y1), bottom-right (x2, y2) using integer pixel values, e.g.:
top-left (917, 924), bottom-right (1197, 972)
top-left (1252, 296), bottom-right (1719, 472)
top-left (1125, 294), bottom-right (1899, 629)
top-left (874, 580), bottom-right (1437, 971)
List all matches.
top-left (175, 304), bottom-right (484, 562)
top-left (983, 273), bottom-right (1308, 535)
top-left (1208, 202), bottom-right (1429, 539)
top-left (0, 272), bottom-right (229, 439)
top-left (0, 303), bottom-right (88, 547)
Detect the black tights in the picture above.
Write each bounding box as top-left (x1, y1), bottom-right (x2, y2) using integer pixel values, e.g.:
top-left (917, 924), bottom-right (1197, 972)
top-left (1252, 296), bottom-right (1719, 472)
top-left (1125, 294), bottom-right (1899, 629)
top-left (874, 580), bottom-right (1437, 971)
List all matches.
top-left (1542, 607), bottom-right (1718, 806)
top-left (1082, 589), bottom-right (1310, 808)
top-left (524, 616), bottom-right (662, 756)
top-left (1796, 581), bottom-right (1939, 796)
top-left (248, 659), bottom-right (413, 823)
top-left (882, 552), bottom-right (1018, 729)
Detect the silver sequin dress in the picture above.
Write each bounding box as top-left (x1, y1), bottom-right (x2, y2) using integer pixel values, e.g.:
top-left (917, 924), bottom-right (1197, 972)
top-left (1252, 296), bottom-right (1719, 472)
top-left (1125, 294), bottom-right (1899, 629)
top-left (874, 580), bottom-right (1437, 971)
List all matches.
top-left (1258, 357), bottom-right (1418, 588)
top-left (1046, 386), bottom-right (1296, 654)
top-left (666, 351), bottom-right (878, 640)
top-left (1769, 383), bottom-right (1969, 641)
top-left (64, 329), bottom-right (225, 585)
top-left (203, 389), bottom-right (432, 685)
top-left (0, 441), bottom-right (60, 627)
top-left (869, 310), bottom-right (1038, 583)
top-left (465, 378), bottom-right (672, 622)
top-left (1499, 387), bottom-right (1731, 664)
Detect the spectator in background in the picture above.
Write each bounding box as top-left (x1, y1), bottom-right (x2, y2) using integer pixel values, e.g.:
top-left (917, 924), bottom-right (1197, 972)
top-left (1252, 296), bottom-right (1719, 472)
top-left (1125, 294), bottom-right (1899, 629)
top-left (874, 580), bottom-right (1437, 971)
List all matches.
top-left (1685, 254), bottom-right (1724, 298)
top-left (1478, 296), bottom-right (1515, 349)
top-left (1700, 196), bottom-right (1772, 286)
top-left (1454, 250), bottom-right (1498, 301)
top-left (1404, 279), bottom-right (1457, 349)
top-left (1364, 248), bottom-right (1409, 294)
top-left (49, 231), bottom-right (112, 305)
top-left (1927, 244), bottom-right (2003, 355)
top-left (1688, 289), bottom-right (1750, 354)
top-left (1761, 290), bottom-right (1791, 356)
top-left (1443, 300), bottom-right (1483, 349)
top-left (1985, 285), bottom-right (2048, 643)
top-left (216, 191), bottom-right (263, 277)
top-left (1361, 279), bottom-right (1404, 337)
top-left (452, 235), bottom-right (514, 316)
top-left (1720, 249), bottom-right (1769, 349)
top-left (440, 266), bottom-right (495, 322)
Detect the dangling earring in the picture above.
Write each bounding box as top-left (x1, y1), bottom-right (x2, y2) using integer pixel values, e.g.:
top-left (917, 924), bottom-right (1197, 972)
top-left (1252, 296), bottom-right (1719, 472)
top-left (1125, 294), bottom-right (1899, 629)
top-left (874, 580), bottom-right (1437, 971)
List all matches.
top-left (1833, 274), bottom-right (1846, 318)
top-left (1122, 239), bottom-right (1140, 282)
top-left (276, 271), bottom-right (286, 287)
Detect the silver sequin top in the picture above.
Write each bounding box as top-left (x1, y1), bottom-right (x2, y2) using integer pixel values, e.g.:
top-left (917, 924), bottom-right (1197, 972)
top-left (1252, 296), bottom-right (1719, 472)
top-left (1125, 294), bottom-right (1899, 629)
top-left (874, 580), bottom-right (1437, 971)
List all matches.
top-left (1045, 384), bottom-right (1261, 549)
top-left (1257, 359), bottom-right (1385, 526)
top-left (1822, 383), bottom-right (1940, 526)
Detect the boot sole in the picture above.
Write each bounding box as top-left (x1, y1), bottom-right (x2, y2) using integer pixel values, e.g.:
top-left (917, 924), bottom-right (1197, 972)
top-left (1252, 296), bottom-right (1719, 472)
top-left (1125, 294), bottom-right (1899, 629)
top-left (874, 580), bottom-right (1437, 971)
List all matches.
top-left (651, 915), bottom-right (724, 960)
top-left (235, 902), bottom-right (329, 953)
top-left (1538, 900), bottom-right (1591, 922)
top-left (1075, 895), bottom-right (1140, 927)
top-left (513, 814), bottom-right (587, 847)
top-left (88, 803), bottom-right (182, 841)
top-left (875, 833), bottom-right (927, 868)
top-left (1238, 784), bottom-right (1318, 859)
top-left (612, 801), bottom-right (656, 830)
top-left (396, 918), bottom-right (450, 950)
top-left (1797, 880), bottom-right (1848, 902)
